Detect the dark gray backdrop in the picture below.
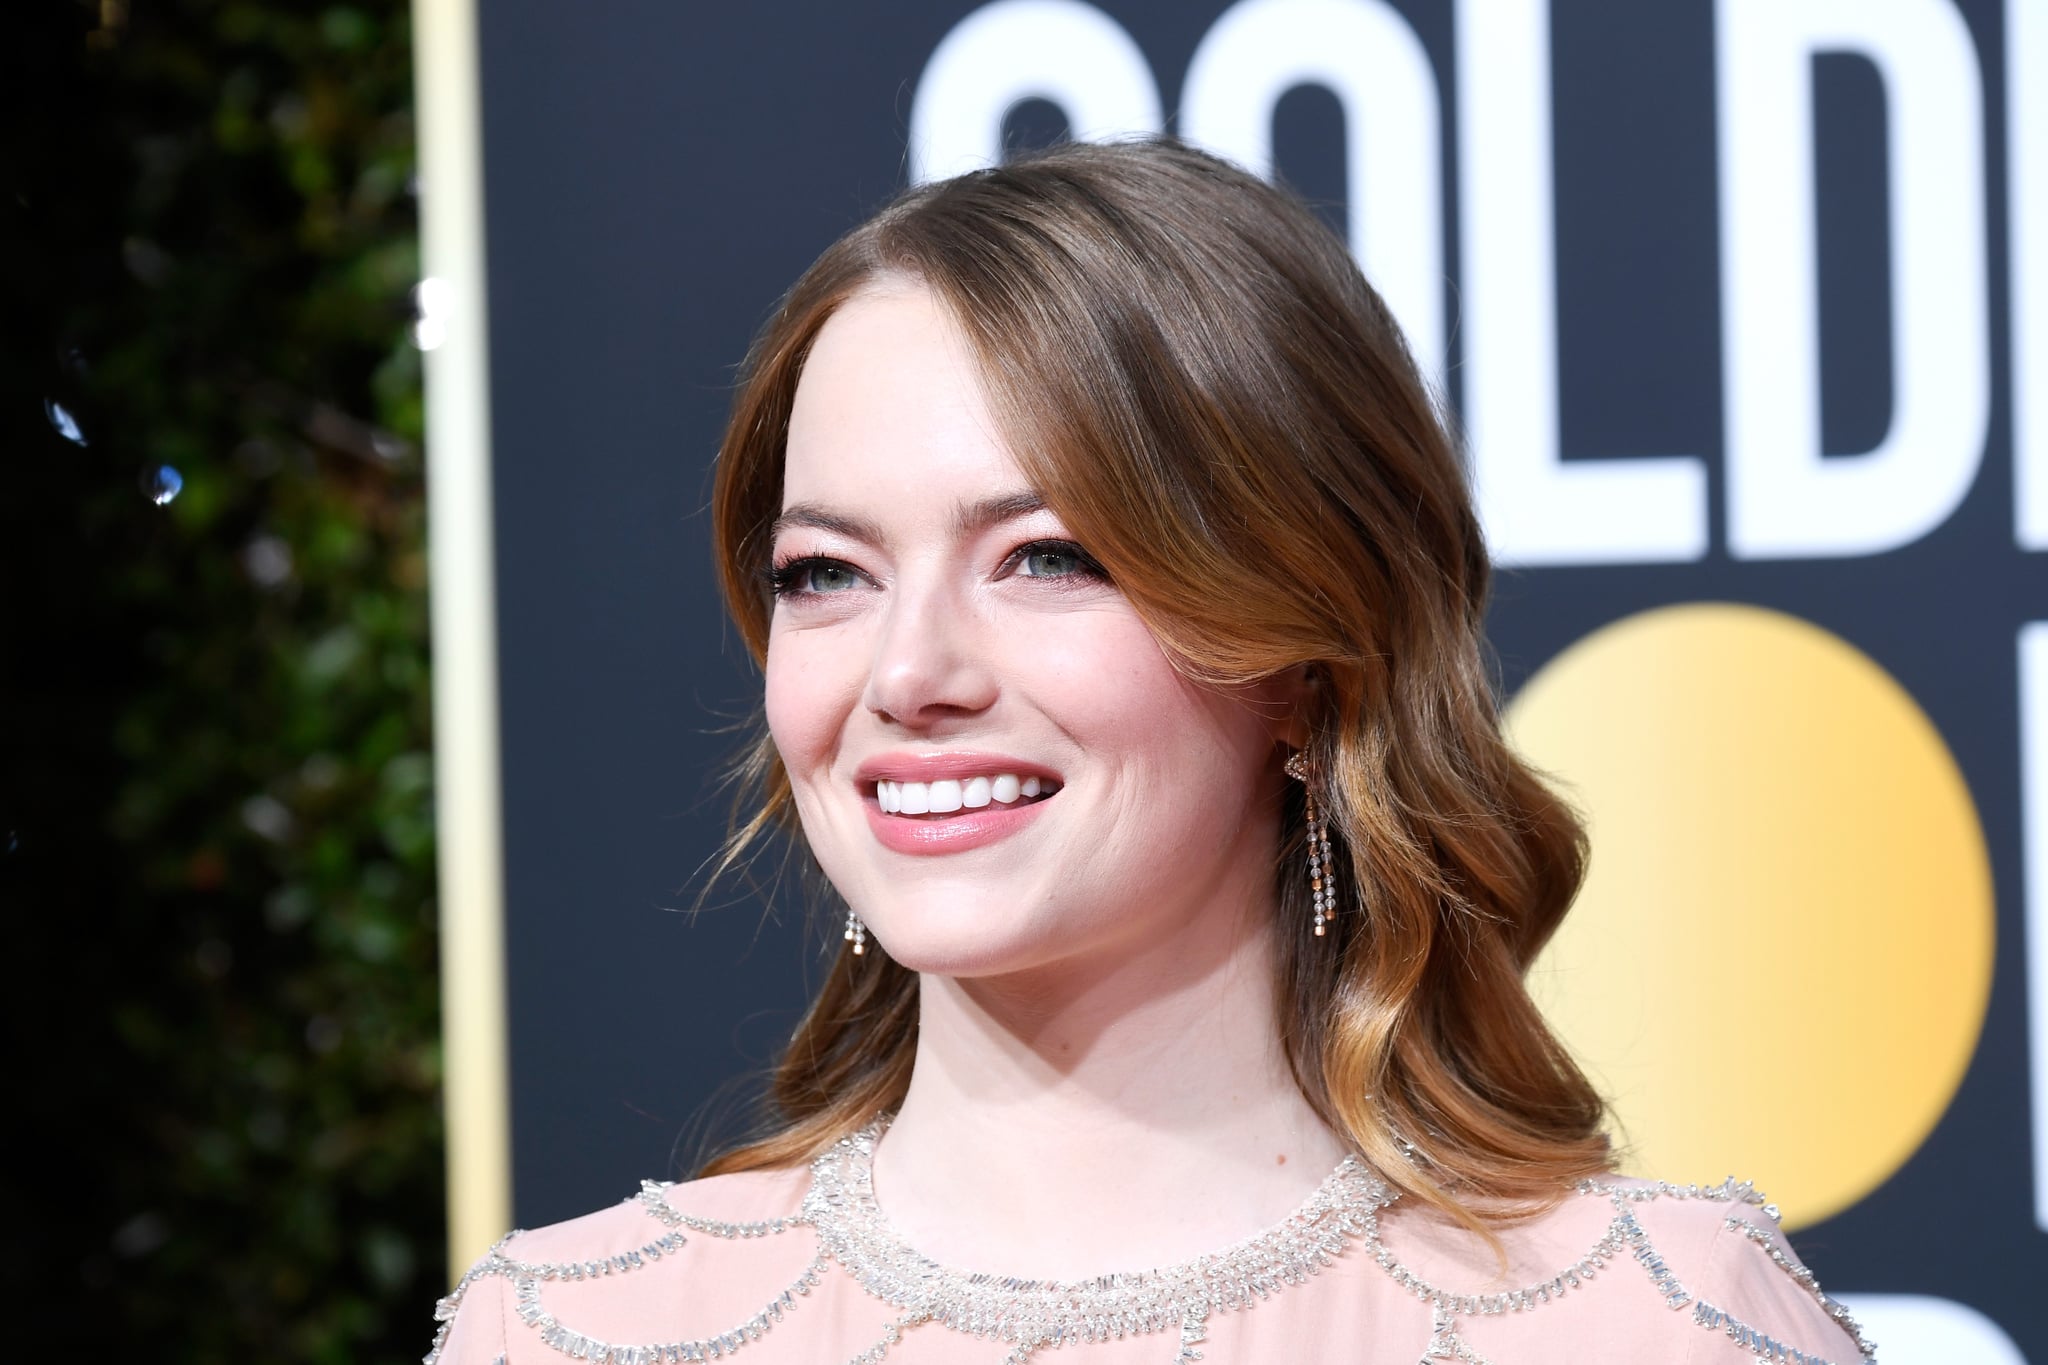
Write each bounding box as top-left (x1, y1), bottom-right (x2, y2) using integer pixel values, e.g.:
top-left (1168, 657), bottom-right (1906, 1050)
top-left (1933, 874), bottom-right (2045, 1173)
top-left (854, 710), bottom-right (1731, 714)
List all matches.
top-left (473, 0), bottom-right (2046, 1353)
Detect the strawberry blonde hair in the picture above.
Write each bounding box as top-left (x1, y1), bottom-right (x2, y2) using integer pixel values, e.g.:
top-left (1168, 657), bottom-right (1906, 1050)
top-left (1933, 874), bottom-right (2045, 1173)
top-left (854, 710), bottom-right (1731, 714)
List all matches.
top-left (700, 137), bottom-right (1609, 1219)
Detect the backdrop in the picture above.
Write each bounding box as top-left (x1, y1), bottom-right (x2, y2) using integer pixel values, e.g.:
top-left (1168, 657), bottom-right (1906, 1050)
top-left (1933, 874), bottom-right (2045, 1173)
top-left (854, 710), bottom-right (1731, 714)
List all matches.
top-left (440, 0), bottom-right (2047, 1357)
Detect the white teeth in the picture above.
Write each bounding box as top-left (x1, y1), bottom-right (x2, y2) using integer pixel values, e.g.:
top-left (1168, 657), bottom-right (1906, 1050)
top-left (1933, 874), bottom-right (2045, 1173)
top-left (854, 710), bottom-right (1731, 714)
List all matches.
top-left (874, 772), bottom-right (1058, 815)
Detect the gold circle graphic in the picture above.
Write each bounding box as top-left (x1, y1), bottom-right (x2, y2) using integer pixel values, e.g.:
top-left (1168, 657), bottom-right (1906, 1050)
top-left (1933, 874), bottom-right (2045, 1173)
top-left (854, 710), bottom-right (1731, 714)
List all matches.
top-left (1507, 602), bottom-right (1993, 1229)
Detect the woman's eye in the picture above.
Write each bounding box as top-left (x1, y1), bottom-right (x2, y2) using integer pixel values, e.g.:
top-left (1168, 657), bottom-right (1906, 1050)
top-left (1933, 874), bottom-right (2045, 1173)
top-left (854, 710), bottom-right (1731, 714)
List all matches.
top-left (1014, 541), bottom-right (1103, 581)
top-left (802, 563), bottom-right (860, 592)
top-left (767, 557), bottom-right (864, 598)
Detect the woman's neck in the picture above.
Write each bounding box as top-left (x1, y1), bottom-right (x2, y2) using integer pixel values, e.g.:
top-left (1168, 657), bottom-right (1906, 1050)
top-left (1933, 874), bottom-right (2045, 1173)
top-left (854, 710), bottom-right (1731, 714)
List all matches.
top-left (870, 894), bottom-right (1352, 1279)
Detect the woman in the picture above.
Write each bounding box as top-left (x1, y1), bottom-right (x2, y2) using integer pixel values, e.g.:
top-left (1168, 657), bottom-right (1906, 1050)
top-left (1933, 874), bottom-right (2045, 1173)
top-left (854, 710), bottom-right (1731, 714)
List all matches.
top-left (428, 138), bottom-right (1872, 1364)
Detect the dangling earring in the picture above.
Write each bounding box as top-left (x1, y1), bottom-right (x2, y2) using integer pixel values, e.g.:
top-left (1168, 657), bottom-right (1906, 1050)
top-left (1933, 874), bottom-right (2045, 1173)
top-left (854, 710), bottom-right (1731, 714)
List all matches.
top-left (843, 906), bottom-right (868, 956)
top-left (1285, 750), bottom-right (1335, 937)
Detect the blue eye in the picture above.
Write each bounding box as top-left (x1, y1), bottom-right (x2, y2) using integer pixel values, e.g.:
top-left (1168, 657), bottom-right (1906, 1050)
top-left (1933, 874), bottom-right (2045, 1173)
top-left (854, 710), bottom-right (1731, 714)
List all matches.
top-left (766, 557), bottom-right (864, 598)
top-left (1014, 540), bottom-right (1104, 581)
top-left (802, 563), bottom-right (860, 592)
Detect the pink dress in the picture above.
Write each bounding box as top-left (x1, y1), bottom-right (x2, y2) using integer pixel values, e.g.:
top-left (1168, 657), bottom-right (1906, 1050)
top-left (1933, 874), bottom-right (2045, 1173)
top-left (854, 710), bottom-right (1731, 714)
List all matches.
top-left (427, 1123), bottom-right (1872, 1364)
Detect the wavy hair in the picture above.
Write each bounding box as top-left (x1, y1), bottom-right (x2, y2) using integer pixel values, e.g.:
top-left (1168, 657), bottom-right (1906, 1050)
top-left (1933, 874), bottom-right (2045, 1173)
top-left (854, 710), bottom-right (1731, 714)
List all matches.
top-left (699, 137), bottom-right (1609, 1220)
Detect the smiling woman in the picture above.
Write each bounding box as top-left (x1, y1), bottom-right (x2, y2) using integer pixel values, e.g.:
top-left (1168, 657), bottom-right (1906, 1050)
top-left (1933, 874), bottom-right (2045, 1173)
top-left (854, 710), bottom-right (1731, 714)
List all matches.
top-left (426, 138), bottom-right (1875, 1365)
top-left (761, 281), bottom-right (1296, 989)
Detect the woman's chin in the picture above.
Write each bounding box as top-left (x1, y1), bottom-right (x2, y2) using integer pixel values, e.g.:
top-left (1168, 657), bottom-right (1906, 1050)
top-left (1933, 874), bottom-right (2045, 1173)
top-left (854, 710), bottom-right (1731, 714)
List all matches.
top-left (856, 908), bottom-right (1070, 979)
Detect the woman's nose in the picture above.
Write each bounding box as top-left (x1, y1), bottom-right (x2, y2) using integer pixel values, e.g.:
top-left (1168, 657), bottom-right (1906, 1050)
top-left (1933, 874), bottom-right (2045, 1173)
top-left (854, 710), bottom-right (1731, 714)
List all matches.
top-left (860, 578), bottom-right (998, 728)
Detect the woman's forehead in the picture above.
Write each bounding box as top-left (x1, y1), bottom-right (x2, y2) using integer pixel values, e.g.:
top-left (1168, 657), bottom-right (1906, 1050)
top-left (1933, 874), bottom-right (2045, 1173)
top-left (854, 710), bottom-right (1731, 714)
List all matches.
top-left (783, 286), bottom-right (1021, 511)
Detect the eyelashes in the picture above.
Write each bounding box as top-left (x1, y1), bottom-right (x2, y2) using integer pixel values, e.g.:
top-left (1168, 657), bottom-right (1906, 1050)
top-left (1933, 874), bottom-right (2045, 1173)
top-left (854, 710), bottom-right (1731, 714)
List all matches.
top-left (763, 557), bottom-right (863, 598)
top-left (1004, 540), bottom-right (1107, 582)
top-left (764, 539), bottom-right (1109, 602)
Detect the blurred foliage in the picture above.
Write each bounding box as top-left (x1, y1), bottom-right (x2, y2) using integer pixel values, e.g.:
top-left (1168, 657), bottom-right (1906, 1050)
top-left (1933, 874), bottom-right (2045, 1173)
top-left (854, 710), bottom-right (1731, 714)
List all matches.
top-left (3, 1), bottom-right (440, 1357)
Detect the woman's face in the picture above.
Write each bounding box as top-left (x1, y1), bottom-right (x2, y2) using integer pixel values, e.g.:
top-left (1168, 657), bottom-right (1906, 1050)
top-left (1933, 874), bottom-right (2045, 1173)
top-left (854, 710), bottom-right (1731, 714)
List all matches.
top-left (765, 281), bottom-right (1291, 978)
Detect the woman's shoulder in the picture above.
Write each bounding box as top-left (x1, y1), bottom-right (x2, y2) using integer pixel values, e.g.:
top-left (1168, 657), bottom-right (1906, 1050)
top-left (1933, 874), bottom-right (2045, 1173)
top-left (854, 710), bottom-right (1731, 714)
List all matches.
top-left (504, 1163), bottom-right (811, 1264)
top-left (1591, 1175), bottom-right (1876, 1362)
top-left (1373, 1172), bottom-right (1875, 1363)
top-left (1554, 1173), bottom-right (1875, 1363)
top-left (424, 1164), bottom-right (813, 1365)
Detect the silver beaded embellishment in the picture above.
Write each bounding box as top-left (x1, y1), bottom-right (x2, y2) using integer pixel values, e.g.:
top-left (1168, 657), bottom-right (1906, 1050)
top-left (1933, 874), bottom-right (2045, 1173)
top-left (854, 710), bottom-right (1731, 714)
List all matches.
top-left (1421, 1301), bottom-right (1499, 1362)
top-left (1284, 750), bottom-right (1336, 936)
top-left (1720, 1216), bottom-right (1879, 1361)
top-left (427, 1233), bottom-right (521, 1364)
top-left (636, 1179), bottom-right (804, 1238)
top-left (1578, 1178), bottom-right (1876, 1365)
top-left (843, 906), bottom-right (867, 955)
top-left (1580, 1173), bottom-right (1777, 1215)
top-left (804, 1117), bottom-right (1388, 1362)
top-left (421, 1190), bottom-right (816, 1365)
top-left (426, 1137), bottom-right (1874, 1365)
top-left (842, 1311), bottom-right (930, 1364)
top-left (509, 1250), bottom-right (825, 1365)
top-left (1364, 1196), bottom-right (1633, 1363)
top-left (1370, 1177), bottom-right (1871, 1365)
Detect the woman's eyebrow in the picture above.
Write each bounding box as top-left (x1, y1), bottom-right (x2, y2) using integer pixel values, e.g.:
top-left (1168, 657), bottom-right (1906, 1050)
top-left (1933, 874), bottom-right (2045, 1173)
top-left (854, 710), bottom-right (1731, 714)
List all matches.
top-left (771, 491), bottom-right (1048, 546)
top-left (769, 503), bottom-right (884, 544)
top-left (955, 489), bottom-right (1047, 536)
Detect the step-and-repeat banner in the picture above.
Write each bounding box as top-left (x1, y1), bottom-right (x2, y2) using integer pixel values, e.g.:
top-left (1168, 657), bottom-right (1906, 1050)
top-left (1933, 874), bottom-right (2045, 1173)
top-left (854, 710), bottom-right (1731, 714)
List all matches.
top-left (440, 1), bottom-right (2046, 1357)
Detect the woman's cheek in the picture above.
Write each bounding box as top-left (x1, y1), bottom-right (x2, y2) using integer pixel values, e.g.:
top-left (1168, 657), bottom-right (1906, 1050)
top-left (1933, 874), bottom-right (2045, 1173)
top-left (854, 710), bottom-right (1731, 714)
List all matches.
top-left (1051, 615), bottom-right (1270, 792)
top-left (763, 632), bottom-right (850, 777)
top-left (1029, 611), bottom-right (1192, 738)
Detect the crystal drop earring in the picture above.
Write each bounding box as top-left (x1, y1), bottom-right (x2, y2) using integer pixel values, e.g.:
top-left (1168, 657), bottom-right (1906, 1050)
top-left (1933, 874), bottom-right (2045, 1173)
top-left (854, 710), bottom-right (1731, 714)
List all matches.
top-left (843, 906), bottom-right (867, 956)
top-left (1285, 750), bottom-right (1335, 937)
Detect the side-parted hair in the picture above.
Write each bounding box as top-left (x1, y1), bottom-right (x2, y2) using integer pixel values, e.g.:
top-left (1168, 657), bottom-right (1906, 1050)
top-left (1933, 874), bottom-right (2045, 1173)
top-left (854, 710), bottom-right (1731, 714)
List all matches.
top-left (701, 136), bottom-right (1609, 1220)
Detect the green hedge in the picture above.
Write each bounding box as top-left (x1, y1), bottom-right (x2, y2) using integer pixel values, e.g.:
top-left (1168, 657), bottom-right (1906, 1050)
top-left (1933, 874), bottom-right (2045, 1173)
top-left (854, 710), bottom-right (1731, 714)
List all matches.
top-left (7, 4), bottom-right (442, 1358)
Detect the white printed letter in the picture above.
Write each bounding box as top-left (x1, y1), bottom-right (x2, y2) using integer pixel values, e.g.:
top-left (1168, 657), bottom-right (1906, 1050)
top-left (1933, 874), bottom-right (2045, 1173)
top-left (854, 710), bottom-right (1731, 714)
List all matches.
top-left (1181, 0), bottom-right (1447, 389)
top-left (910, 0), bottom-right (1162, 184)
top-left (1456, 0), bottom-right (1708, 566)
top-left (1718, 0), bottom-right (1989, 559)
top-left (2014, 0), bottom-right (2046, 549)
top-left (2024, 623), bottom-right (2048, 1232)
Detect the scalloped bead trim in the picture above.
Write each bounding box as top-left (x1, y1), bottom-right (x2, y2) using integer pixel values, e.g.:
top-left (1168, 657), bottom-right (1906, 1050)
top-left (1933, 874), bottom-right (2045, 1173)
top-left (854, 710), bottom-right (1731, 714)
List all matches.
top-left (423, 1147), bottom-right (1873, 1365)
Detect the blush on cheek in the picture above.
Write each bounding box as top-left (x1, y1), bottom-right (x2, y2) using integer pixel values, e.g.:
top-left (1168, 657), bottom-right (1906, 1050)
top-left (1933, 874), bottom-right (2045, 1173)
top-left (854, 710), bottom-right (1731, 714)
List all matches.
top-left (763, 662), bottom-right (821, 777)
top-left (764, 632), bottom-right (869, 788)
top-left (1104, 649), bottom-right (1241, 769)
top-left (1014, 613), bottom-right (1181, 724)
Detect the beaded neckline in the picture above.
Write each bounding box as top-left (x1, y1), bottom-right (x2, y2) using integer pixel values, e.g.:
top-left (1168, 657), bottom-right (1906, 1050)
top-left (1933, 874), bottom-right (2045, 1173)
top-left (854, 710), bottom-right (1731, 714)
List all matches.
top-left (802, 1117), bottom-right (1388, 1362)
top-left (425, 1123), bottom-right (1877, 1365)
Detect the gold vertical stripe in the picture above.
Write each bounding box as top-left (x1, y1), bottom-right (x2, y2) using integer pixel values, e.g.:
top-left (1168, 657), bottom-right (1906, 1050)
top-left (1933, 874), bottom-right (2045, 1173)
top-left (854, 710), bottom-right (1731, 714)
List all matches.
top-left (413, 0), bottom-right (512, 1282)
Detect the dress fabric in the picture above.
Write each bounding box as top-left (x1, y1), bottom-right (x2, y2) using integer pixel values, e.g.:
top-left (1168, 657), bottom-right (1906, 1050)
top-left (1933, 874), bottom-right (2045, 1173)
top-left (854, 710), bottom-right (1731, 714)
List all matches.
top-left (427, 1135), bottom-right (1873, 1365)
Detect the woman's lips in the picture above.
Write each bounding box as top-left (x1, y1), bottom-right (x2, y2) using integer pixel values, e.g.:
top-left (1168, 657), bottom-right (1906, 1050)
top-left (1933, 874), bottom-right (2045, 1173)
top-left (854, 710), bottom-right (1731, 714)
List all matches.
top-left (852, 753), bottom-right (1065, 855)
top-left (875, 772), bottom-right (1059, 814)
top-left (853, 750), bottom-right (1063, 788)
top-left (861, 783), bottom-right (1058, 855)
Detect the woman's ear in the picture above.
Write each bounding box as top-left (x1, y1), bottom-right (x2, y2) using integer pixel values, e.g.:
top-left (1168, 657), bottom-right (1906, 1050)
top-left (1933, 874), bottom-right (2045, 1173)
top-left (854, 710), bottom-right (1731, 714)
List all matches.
top-left (1259, 663), bottom-right (1318, 751)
